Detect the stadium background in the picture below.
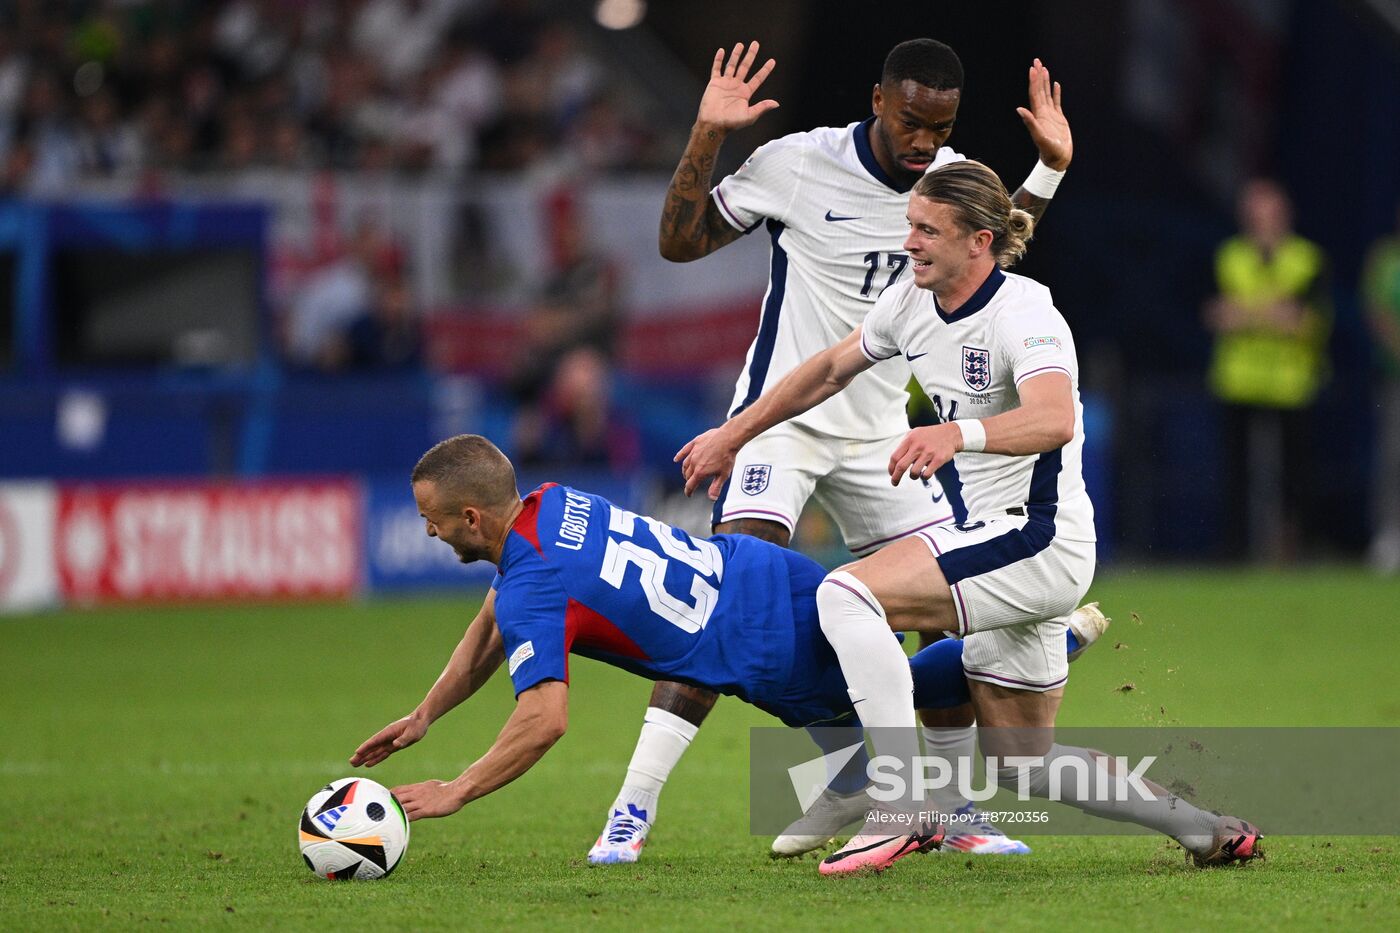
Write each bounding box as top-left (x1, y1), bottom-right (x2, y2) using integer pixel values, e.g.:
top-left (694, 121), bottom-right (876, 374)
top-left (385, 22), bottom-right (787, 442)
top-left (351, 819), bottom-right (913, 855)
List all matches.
top-left (3, 2), bottom-right (1400, 928)
top-left (3, 0), bottom-right (1398, 609)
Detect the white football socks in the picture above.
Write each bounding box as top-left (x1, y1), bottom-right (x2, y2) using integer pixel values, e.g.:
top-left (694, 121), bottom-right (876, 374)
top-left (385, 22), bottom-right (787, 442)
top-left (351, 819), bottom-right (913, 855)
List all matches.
top-left (995, 744), bottom-right (1221, 853)
top-left (817, 571), bottom-right (920, 805)
top-left (610, 707), bottom-right (699, 825)
top-left (921, 724), bottom-right (978, 817)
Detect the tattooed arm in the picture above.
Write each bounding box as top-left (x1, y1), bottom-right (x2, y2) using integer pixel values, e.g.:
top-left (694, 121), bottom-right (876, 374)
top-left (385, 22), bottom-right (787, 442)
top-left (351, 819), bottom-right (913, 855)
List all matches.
top-left (660, 125), bottom-right (743, 261)
top-left (660, 41), bottom-right (779, 262)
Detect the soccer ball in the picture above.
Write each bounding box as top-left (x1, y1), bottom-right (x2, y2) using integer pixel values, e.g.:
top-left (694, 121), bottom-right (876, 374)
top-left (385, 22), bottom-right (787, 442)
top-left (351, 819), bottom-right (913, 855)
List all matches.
top-left (298, 777), bottom-right (410, 880)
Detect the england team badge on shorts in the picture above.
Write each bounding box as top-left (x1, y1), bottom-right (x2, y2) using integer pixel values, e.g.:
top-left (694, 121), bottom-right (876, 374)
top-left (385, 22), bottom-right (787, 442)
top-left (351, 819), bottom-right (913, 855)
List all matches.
top-left (741, 464), bottom-right (771, 495)
top-left (962, 346), bottom-right (991, 392)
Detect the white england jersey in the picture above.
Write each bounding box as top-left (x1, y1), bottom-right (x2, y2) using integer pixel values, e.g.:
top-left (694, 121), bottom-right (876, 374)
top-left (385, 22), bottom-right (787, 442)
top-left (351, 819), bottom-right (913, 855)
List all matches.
top-left (859, 268), bottom-right (1097, 543)
top-left (712, 119), bottom-right (964, 440)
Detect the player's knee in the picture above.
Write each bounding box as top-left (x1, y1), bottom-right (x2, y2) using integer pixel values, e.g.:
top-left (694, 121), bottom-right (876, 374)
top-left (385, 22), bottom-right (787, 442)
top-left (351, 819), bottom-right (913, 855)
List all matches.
top-left (648, 680), bottom-right (718, 726)
top-left (816, 571), bottom-right (887, 637)
top-left (713, 517), bottom-right (791, 547)
top-left (918, 703), bottom-right (974, 729)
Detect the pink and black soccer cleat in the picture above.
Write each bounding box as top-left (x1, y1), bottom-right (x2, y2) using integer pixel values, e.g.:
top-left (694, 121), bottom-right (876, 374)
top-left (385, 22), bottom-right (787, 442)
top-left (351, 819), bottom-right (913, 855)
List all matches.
top-left (818, 818), bottom-right (945, 876)
top-left (1191, 816), bottom-right (1263, 867)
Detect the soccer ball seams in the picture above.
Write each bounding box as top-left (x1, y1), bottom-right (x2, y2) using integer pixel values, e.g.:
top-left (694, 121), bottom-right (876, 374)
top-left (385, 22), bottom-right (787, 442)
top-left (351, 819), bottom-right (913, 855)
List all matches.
top-left (299, 778), bottom-right (408, 881)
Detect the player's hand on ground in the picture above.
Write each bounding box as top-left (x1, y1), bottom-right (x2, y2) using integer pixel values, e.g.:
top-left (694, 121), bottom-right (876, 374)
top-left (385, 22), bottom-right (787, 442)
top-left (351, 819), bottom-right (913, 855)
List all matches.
top-left (676, 428), bottom-right (738, 499)
top-left (888, 424), bottom-right (961, 486)
top-left (391, 779), bottom-right (466, 822)
top-left (1017, 58), bottom-right (1071, 171)
top-left (350, 715), bottom-right (427, 769)
top-left (695, 41), bottom-right (778, 132)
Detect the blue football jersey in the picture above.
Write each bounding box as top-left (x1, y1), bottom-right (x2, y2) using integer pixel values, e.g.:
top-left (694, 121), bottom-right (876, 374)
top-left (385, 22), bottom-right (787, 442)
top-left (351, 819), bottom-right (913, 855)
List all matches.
top-left (492, 484), bottom-right (817, 715)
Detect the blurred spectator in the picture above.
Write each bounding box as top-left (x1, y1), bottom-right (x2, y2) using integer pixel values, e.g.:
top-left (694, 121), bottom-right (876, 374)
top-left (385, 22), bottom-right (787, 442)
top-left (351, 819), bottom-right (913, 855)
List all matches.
top-left (393, 69), bottom-right (470, 174)
top-left (434, 35), bottom-right (502, 132)
top-left (16, 68), bottom-right (81, 194)
top-left (213, 0), bottom-right (292, 82)
top-left (567, 91), bottom-right (654, 173)
top-left (325, 273), bottom-right (424, 371)
top-left (0, 32), bottom-right (31, 141)
top-left (533, 22), bottom-right (603, 129)
top-left (351, 0), bottom-right (467, 89)
top-left (514, 345), bottom-right (640, 473)
top-left (508, 186), bottom-right (631, 469)
top-left (1204, 178), bottom-right (1330, 562)
top-left (0, 139), bottom-right (34, 196)
top-left (508, 188), bottom-right (620, 402)
top-left (284, 213), bottom-right (404, 368)
top-left (73, 88), bottom-right (142, 177)
top-left (1362, 202), bottom-right (1400, 574)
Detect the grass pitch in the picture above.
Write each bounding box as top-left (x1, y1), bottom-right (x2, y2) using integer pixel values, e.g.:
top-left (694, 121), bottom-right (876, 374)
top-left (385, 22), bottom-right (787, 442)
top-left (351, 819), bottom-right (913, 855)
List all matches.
top-left (3, 568), bottom-right (1399, 930)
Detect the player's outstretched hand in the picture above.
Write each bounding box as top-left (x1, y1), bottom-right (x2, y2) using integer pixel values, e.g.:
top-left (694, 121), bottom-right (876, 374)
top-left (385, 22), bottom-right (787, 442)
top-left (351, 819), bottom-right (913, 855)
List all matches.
top-left (695, 41), bottom-right (778, 132)
top-left (676, 428), bottom-right (739, 500)
top-left (888, 424), bottom-right (961, 486)
top-left (1016, 58), bottom-right (1071, 171)
top-left (350, 715), bottom-right (427, 769)
top-left (391, 779), bottom-right (466, 822)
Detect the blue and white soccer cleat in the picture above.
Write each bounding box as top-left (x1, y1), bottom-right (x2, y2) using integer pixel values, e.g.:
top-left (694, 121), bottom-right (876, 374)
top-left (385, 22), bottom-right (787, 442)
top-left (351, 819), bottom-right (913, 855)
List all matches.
top-left (587, 804), bottom-right (651, 865)
top-left (1066, 602), bottom-right (1111, 663)
top-left (938, 803), bottom-right (1032, 855)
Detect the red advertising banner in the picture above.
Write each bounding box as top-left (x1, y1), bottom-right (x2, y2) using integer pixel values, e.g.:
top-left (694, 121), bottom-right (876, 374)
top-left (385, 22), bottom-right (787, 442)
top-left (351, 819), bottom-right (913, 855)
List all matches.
top-left (55, 480), bottom-right (360, 603)
top-left (425, 296), bottom-right (763, 378)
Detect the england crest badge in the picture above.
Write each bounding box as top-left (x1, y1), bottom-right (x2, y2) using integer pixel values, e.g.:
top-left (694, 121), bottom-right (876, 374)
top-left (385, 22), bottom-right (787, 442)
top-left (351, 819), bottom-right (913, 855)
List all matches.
top-left (962, 346), bottom-right (991, 392)
top-left (741, 464), bottom-right (771, 496)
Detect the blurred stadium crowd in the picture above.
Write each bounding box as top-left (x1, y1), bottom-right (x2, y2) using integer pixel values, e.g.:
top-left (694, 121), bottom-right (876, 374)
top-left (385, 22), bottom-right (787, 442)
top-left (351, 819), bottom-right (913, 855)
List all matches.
top-left (0, 0), bottom-right (666, 193)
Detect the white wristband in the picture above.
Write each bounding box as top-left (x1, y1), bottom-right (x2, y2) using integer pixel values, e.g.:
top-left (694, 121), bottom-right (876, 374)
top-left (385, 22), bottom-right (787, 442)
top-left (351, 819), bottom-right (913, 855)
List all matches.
top-left (956, 419), bottom-right (986, 453)
top-left (1022, 160), bottom-right (1066, 199)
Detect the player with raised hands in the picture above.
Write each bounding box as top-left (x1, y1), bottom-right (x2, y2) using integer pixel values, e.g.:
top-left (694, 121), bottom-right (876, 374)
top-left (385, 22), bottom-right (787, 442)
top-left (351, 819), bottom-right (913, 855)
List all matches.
top-left (591, 37), bottom-right (1084, 864)
top-left (678, 160), bottom-right (1260, 875)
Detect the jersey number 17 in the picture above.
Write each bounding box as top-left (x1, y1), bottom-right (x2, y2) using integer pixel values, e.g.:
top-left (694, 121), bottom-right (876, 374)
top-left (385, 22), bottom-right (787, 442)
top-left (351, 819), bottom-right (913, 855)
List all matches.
top-left (861, 251), bottom-right (909, 297)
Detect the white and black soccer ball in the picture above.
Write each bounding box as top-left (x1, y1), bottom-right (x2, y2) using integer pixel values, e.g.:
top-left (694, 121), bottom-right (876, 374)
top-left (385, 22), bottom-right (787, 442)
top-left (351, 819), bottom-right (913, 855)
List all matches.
top-left (298, 777), bottom-right (410, 880)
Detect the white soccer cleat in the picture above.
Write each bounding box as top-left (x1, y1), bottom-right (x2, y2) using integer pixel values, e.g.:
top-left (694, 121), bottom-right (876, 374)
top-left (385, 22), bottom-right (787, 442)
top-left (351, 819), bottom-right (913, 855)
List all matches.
top-left (771, 787), bottom-right (872, 858)
top-left (1067, 602), bottom-right (1111, 663)
top-left (587, 804), bottom-right (651, 865)
top-left (938, 803), bottom-right (1032, 855)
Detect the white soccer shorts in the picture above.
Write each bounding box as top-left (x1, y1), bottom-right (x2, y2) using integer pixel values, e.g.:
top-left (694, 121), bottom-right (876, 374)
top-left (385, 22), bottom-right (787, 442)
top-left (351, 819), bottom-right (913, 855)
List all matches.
top-left (714, 421), bottom-right (953, 554)
top-left (913, 516), bottom-right (1096, 691)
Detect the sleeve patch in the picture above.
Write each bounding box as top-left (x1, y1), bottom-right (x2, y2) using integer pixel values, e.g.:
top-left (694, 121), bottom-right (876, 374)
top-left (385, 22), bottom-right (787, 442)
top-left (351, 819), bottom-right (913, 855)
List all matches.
top-left (508, 640), bottom-right (536, 676)
top-left (1023, 336), bottom-right (1062, 350)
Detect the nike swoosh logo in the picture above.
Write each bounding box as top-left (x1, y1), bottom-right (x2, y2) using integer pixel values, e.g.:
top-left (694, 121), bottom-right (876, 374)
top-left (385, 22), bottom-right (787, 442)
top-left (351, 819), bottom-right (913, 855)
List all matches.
top-left (930, 490), bottom-right (945, 503)
top-left (906, 352), bottom-right (929, 361)
top-left (824, 210), bottom-right (862, 222)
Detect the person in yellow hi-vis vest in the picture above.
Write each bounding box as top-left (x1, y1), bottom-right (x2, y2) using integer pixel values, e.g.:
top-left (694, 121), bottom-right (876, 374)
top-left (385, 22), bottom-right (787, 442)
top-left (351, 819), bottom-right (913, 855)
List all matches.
top-left (1204, 179), bottom-right (1331, 562)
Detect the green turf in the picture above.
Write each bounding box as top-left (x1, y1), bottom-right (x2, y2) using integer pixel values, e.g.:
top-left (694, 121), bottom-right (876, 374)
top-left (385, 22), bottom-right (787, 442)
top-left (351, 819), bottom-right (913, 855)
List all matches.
top-left (3, 569), bottom-right (1399, 930)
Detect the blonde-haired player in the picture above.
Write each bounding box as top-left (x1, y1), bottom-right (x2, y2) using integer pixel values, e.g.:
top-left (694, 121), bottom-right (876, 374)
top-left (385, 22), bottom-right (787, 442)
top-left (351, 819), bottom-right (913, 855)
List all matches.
top-left (680, 161), bottom-right (1260, 875)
